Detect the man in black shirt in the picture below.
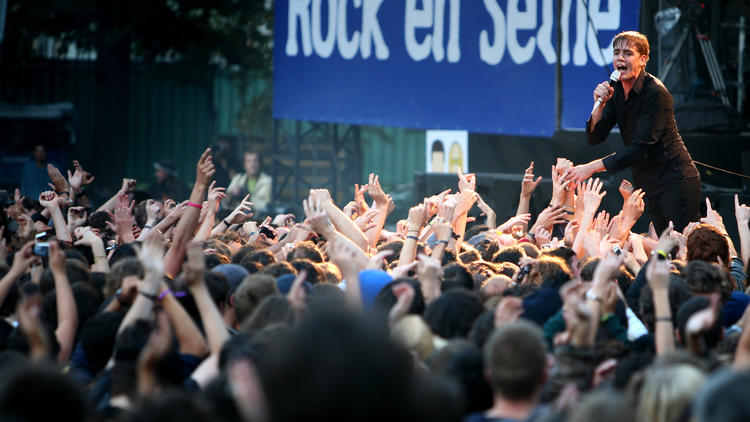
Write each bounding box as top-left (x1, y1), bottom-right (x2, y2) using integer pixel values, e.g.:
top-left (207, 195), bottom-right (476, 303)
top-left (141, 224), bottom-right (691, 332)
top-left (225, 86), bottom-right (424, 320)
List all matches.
top-left (564, 31), bottom-right (700, 232)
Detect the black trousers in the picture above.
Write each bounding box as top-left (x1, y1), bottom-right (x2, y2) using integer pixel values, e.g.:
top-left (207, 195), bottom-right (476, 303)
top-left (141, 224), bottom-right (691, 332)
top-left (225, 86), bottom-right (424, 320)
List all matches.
top-left (645, 176), bottom-right (702, 234)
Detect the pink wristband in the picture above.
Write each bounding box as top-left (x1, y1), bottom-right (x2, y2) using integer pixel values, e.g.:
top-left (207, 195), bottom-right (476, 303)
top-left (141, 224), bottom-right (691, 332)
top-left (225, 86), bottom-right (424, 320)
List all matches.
top-left (187, 202), bottom-right (202, 209)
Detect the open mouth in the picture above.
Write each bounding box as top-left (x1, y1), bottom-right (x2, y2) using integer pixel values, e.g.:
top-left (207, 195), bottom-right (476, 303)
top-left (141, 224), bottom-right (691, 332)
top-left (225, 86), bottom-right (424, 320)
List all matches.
top-left (616, 65), bottom-right (627, 72)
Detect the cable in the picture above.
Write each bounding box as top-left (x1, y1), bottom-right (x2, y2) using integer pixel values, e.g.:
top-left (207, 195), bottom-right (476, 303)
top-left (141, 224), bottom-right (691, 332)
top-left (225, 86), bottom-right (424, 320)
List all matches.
top-left (694, 160), bottom-right (750, 179)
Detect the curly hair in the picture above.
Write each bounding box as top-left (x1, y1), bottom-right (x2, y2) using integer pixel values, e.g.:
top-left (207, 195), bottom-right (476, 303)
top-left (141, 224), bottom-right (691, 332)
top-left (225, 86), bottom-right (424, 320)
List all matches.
top-left (686, 224), bottom-right (729, 267)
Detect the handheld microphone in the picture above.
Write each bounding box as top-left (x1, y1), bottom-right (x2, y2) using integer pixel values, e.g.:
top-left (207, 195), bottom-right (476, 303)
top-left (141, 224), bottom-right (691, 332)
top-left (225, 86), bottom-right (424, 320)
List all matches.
top-left (591, 70), bottom-right (621, 114)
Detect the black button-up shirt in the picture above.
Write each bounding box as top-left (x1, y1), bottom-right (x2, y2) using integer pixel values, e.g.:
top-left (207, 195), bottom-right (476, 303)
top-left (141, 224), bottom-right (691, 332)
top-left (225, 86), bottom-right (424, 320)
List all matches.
top-left (586, 71), bottom-right (699, 198)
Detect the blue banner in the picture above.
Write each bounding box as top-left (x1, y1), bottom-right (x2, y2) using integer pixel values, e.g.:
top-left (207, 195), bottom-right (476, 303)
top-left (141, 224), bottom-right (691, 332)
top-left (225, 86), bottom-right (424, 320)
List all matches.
top-left (274, 0), bottom-right (640, 136)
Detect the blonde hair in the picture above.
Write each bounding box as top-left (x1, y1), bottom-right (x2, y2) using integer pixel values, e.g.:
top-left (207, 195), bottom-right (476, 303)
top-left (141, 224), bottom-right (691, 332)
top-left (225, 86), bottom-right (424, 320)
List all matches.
top-left (613, 31), bottom-right (650, 62)
top-left (636, 364), bottom-right (705, 422)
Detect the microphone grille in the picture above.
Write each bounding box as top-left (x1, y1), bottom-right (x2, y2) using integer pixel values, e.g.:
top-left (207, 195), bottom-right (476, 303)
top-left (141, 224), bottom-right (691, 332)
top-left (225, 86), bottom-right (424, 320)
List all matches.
top-left (610, 70), bottom-right (621, 82)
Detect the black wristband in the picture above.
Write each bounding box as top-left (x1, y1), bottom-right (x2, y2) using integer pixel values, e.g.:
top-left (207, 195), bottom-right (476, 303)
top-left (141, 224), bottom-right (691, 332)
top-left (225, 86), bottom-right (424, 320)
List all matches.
top-left (406, 235), bottom-right (418, 241)
top-left (222, 219), bottom-right (231, 227)
top-left (139, 291), bottom-right (158, 301)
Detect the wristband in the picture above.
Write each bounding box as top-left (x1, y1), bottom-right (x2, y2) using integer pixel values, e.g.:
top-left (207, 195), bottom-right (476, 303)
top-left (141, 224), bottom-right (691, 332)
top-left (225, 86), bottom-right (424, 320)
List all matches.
top-left (437, 239), bottom-right (449, 245)
top-left (406, 235), bottom-right (419, 241)
top-left (652, 249), bottom-right (668, 260)
top-left (222, 219), bottom-right (231, 227)
top-left (144, 225), bottom-right (153, 229)
top-left (655, 316), bottom-right (672, 323)
top-left (157, 289), bottom-right (187, 302)
top-left (139, 291), bottom-right (158, 301)
top-left (187, 202), bottom-right (202, 209)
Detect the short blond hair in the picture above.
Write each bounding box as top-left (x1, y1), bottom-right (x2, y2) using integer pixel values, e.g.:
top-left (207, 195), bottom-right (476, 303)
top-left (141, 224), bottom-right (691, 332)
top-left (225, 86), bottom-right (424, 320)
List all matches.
top-left (613, 31), bottom-right (650, 61)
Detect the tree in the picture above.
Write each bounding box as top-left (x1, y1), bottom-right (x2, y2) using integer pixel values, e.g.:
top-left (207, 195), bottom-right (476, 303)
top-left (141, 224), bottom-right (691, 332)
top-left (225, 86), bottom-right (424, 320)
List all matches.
top-left (1, 0), bottom-right (273, 188)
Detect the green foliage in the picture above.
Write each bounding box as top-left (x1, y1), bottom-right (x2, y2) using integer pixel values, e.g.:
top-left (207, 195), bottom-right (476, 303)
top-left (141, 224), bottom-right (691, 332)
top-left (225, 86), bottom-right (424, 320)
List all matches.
top-left (1, 0), bottom-right (273, 72)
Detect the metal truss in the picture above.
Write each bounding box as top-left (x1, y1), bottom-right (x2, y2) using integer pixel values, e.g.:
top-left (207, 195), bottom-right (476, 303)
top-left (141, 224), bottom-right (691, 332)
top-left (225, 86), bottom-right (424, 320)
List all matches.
top-left (270, 120), bottom-right (362, 210)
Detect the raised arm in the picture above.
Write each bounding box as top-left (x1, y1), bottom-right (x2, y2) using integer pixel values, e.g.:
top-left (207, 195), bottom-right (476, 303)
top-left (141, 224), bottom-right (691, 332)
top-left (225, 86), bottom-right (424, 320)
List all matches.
top-left (49, 241), bottom-right (78, 364)
top-left (118, 237), bottom-right (164, 335)
top-left (39, 191), bottom-right (72, 243)
top-left (647, 224), bottom-right (679, 355)
top-left (74, 226), bottom-right (110, 273)
top-left (312, 188), bottom-right (369, 251)
top-left (163, 148), bottom-right (215, 278)
top-left (97, 178), bottom-right (136, 213)
top-left (736, 194), bottom-right (750, 268)
top-left (516, 161), bottom-right (542, 217)
top-left (194, 182), bottom-right (225, 242)
top-left (183, 241), bottom-right (229, 355)
top-left (365, 174), bottom-right (390, 248)
top-left (0, 242), bottom-right (36, 308)
top-left (399, 204), bottom-right (427, 266)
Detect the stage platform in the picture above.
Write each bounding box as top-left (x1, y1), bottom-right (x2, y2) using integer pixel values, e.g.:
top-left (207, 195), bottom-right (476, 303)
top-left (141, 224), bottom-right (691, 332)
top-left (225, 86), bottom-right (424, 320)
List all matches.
top-left (415, 130), bottom-right (750, 240)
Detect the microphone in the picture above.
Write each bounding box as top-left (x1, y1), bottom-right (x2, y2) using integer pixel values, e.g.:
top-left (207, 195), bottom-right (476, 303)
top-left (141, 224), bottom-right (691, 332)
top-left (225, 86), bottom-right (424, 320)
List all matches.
top-left (591, 70), bottom-right (621, 114)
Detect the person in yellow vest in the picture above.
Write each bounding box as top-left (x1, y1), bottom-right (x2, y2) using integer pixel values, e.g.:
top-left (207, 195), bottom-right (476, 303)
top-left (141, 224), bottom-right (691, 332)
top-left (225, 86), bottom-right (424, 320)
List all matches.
top-left (225, 151), bottom-right (272, 214)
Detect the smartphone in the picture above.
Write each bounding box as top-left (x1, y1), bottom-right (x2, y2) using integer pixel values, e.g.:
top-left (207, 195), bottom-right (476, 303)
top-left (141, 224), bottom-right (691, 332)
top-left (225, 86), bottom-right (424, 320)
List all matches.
top-left (517, 264), bottom-right (532, 282)
top-left (259, 225), bottom-right (277, 240)
top-left (33, 242), bottom-right (50, 257)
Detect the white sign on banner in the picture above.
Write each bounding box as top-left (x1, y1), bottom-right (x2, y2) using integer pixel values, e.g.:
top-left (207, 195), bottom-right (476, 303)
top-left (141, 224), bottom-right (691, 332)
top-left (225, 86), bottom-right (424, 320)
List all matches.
top-left (426, 130), bottom-right (468, 174)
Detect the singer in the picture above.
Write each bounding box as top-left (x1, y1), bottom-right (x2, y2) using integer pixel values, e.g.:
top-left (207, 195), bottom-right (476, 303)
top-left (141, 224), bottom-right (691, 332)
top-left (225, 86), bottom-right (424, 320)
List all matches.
top-left (564, 31), bottom-right (700, 233)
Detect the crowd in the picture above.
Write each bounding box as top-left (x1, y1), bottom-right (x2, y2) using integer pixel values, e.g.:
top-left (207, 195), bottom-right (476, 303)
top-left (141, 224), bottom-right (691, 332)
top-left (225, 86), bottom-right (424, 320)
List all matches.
top-left (1, 146), bottom-right (750, 422)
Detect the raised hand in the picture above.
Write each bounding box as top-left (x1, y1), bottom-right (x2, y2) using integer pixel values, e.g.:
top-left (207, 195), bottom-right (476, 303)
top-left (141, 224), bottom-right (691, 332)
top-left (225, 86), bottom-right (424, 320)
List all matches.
top-left (578, 177), bottom-right (606, 215)
top-left (476, 195), bottom-right (497, 228)
top-left (646, 252), bottom-right (671, 292)
top-left (437, 196), bottom-right (457, 223)
top-left (309, 188), bottom-right (333, 208)
top-left (10, 241), bottom-right (38, 275)
top-left (388, 282), bottom-right (416, 327)
top-left (454, 189), bottom-right (478, 218)
top-left (39, 191), bottom-right (60, 209)
top-left (66, 206), bottom-right (88, 231)
top-left (737, 194), bottom-right (750, 226)
top-left (302, 197), bottom-right (334, 236)
top-left (183, 241), bottom-right (206, 287)
top-left (564, 220), bottom-right (579, 245)
top-left (432, 216), bottom-right (453, 242)
top-left (353, 183), bottom-right (369, 214)
top-left (206, 181), bottom-right (226, 212)
top-left (530, 204), bottom-right (567, 234)
top-left (137, 235), bottom-right (165, 276)
top-left (354, 208), bottom-right (380, 232)
top-left (701, 197), bottom-right (727, 233)
top-left (535, 227), bottom-right (552, 246)
top-left (407, 204), bottom-right (428, 230)
top-left (120, 178), bottom-right (137, 194)
top-left (46, 164), bottom-right (69, 192)
top-left (520, 161), bottom-right (543, 198)
top-left (622, 188), bottom-right (645, 223)
top-left (457, 167), bottom-right (476, 193)
top-left (145, 199), bottom-right (162, 223)
top-left (551, 165), bottom-right (572, 206)
top-left (417, 253), bottom-right (442, 303)
top-left (497, 214), bottom-right (532, 234)
top-left (367, 173), bottom-right (388, 205)
top-left (195, 148), bottom-right (216, 186)
top-left (619, 179), bottom-right (634, 201)
top-left (655, 221), bottom-right (679, 255)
